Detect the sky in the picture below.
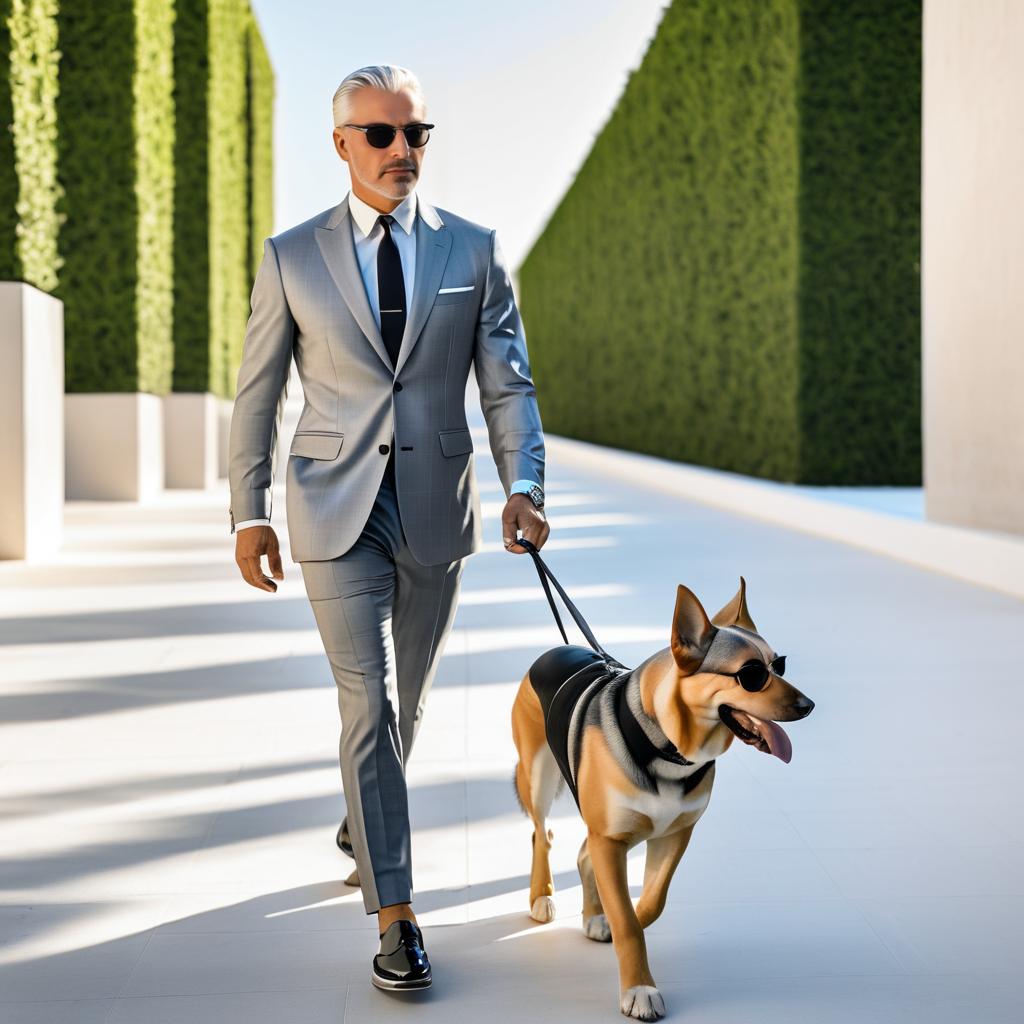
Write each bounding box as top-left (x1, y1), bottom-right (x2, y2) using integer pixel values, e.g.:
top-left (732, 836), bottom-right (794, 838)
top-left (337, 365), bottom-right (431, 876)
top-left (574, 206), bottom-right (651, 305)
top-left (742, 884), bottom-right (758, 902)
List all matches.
top-left (248, 0), bottom-right (668, 270)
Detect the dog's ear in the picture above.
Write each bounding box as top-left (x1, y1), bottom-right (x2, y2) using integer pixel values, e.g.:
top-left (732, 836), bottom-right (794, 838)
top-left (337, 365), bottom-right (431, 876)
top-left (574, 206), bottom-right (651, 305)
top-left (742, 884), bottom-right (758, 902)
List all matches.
top-left (670, 584), bottom-right (716, 673)
top-left (710, 576), bottom-right (758, 632)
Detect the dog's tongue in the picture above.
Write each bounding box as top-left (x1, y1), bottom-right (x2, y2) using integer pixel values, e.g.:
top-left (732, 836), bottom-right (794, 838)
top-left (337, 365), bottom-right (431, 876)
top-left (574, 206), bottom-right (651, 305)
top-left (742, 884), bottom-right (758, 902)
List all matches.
top-left (758, 717), bottom-right (792, 763)
top-left (735, 711), bottom-right (793, 763)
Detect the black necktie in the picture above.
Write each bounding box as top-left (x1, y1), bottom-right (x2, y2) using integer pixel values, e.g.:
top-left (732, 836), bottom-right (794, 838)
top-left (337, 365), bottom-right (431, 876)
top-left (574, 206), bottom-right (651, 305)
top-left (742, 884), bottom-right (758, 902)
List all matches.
top-left (376, 214), bottom-right (406, 368)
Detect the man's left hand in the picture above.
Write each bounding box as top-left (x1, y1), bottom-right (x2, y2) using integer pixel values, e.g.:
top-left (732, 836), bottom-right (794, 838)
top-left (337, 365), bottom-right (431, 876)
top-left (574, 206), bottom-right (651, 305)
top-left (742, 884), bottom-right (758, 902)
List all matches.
top-left (502, 493), bottom-right (549, 554)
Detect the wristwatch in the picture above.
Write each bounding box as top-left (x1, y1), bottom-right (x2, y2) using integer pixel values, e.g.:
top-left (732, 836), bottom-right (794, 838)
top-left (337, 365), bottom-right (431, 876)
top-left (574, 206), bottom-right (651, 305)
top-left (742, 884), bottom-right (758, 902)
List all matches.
top-left (511, 479), bottom-right (545, 511)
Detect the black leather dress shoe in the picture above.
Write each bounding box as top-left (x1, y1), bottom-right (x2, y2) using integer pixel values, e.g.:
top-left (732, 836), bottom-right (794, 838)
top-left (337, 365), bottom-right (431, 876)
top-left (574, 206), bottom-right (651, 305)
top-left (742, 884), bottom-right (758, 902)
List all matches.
top-left (336, 816), bottom-right (353, 858)
top-left (371, 919), bottom-right (432, 990)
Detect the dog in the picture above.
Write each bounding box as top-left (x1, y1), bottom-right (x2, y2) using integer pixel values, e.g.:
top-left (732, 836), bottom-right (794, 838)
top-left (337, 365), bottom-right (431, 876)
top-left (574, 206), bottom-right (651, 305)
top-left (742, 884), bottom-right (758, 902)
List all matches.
top-left (511, 577), bottom-right (815, 1020)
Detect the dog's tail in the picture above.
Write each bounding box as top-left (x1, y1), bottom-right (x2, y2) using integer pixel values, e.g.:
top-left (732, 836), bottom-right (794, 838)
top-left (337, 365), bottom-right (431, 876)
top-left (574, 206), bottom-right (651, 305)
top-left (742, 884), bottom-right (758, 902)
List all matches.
top-left (512, 761), bottom-right (565, 817)
top-left (512, 764), bottom-right (527, 815)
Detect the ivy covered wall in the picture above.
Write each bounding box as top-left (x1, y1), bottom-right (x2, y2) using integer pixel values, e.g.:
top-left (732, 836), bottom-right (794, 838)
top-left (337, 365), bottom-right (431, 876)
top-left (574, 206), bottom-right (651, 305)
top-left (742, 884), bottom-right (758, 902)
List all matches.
top-left (518, 0), bottom-right (922, 484)
top-left (246, 11), bottom-right (273, 285)
top-left (2, 0), bottom-right (274, 401)
top-left (173, 0), bottom-right (261, 401)
top-left (0, 0), bottom-right (63, 292)
top-left (55, 0), bottom-right (176, 394)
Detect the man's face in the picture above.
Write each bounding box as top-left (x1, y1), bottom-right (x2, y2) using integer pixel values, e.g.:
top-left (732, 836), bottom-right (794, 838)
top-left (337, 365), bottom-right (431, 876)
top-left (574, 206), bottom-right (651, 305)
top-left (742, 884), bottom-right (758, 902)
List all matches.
top-left (332, 86), bottom-right (428, 204)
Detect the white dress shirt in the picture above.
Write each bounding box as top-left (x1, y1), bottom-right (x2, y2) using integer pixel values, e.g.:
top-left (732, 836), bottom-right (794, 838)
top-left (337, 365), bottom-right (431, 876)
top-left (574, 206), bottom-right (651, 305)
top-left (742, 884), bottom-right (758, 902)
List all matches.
top-left (234, 189), bottom-right (540, 532)
top-left (348, 187), bottom-right (418, 327)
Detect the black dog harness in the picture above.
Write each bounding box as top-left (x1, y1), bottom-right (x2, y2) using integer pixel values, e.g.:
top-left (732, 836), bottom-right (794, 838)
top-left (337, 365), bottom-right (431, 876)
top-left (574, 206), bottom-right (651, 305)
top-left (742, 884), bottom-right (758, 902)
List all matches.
top-left (517, 539), bottom-right (715, 809)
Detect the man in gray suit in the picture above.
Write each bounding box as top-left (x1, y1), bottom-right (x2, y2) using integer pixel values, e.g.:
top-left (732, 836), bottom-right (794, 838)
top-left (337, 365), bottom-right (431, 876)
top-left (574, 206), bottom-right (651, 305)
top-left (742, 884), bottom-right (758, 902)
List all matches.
top-left (227, 64), bottom-right (549, 990)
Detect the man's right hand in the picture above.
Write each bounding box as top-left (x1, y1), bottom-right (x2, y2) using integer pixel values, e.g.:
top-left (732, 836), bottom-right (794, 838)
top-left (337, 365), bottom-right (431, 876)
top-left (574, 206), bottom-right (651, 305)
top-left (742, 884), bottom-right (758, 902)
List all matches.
top-left (235, 525), bottom-right (284, 592)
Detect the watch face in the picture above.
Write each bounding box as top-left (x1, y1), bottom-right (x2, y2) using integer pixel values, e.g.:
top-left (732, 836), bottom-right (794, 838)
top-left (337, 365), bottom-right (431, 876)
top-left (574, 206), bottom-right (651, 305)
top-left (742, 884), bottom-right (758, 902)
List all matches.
top-left (528, 485), bottom-right (544, 508)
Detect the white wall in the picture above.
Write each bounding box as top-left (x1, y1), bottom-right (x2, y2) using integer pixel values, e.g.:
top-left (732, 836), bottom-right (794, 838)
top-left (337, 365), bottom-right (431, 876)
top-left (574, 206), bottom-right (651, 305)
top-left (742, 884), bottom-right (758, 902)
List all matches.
top-left (923, 0), bottom-right (1024, 534)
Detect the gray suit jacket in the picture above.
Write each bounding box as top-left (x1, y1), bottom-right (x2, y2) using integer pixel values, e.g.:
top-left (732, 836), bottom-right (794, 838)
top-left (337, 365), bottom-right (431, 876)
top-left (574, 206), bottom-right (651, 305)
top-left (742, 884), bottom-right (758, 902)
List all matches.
top-left (227, 194), bottom-right (546, 565)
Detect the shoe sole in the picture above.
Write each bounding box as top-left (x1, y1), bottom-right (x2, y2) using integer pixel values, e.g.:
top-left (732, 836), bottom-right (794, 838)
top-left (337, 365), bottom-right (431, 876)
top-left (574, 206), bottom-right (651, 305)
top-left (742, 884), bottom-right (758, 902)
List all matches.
top-left (370, 971), bottom-right (432, 991)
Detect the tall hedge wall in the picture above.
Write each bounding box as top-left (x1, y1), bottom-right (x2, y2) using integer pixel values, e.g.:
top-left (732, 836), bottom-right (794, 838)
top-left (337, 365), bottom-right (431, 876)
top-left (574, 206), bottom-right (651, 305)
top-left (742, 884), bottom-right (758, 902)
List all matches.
top-left (55, 0), bottom-right (176, 394)
top-left (518, 0), bottom-right (921, 485)
top-left (796, 0), bottom-right (921, 482)
top-left (0, 0), bottom-right (63, 292)
top-left (173, 0), bottom-right (257, 401)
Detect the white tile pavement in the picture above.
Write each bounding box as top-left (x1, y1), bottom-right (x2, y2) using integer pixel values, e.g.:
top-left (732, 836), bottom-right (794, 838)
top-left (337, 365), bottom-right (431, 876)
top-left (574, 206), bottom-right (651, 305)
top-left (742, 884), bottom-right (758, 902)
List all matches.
top-left (0, 383), bottom-right (1021, 1022)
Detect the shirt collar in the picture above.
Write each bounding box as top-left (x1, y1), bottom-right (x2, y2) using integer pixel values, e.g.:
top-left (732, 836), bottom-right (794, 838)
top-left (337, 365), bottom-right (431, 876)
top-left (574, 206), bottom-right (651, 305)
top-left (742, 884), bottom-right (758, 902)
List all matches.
top-left (347, 189), bottom-right (418, 240)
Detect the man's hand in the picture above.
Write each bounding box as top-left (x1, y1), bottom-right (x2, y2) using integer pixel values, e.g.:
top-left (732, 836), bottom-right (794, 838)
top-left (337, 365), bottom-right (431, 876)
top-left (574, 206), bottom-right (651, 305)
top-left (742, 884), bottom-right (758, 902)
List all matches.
top-left (235, 525), bottom-right (285, 592)
top-left (502, 493), bottom-right (549, 554)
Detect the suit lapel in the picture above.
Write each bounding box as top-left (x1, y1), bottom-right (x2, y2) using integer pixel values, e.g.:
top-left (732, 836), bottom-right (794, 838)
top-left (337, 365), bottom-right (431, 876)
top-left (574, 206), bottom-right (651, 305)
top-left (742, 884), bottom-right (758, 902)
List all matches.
top-left (314, 197), bottom-right (393, 372)
top-left (314, 194), bottom-right (452, 378)
top-left (395, 208), bottom-right (452, 377)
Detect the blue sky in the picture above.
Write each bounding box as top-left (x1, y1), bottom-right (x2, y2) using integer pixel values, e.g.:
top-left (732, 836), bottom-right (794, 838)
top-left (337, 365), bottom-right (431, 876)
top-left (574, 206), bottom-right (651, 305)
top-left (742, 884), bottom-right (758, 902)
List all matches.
top-left (249, 0), bottom-right (667, 269)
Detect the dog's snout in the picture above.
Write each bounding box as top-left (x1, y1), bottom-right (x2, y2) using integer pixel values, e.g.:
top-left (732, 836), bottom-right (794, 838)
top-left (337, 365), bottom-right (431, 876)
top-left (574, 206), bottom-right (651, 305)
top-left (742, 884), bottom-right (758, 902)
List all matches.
top-left (791, 697), bottom-right (814, 719)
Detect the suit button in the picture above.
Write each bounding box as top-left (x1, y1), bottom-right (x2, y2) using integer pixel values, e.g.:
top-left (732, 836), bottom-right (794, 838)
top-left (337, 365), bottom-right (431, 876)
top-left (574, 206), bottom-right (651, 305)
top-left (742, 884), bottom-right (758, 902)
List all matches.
top-left (393, 381), bottom-right (403, 392)
top-left (379, 443), bottom-right (390, 454)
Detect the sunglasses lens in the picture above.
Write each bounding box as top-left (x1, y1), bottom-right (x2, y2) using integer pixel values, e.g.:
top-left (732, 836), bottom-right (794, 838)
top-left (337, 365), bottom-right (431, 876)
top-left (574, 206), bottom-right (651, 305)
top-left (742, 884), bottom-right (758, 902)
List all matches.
top-left (365, 126), bottom-right (395, 148)
top-left (736, 663), bottom-right (768, 692)
top-left (404, 125), bottom-right (430, 147)
top-left (772, 655), bottom-right (786, 676)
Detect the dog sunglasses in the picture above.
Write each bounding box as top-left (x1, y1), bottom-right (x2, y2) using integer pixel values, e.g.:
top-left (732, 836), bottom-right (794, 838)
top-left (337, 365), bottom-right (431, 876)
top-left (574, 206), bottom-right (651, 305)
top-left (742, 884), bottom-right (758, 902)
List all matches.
top-left (732, 655), bottom-right (787, 692)
top-left (343, 122), bottom-right (434, 148)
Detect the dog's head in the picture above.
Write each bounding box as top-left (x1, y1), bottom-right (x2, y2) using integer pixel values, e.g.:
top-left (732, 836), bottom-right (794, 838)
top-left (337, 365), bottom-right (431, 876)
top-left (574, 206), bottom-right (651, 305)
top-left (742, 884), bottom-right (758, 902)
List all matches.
top-left (667, 578), bottom-right (814, 763)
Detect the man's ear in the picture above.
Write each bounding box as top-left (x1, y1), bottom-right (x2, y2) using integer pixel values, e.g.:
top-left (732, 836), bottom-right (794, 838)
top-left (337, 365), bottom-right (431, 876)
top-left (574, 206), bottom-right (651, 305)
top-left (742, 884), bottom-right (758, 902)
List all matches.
top-left (710, 576), bottom-right (757, 632)
top-left (670, 584), bottom-right (716, 673)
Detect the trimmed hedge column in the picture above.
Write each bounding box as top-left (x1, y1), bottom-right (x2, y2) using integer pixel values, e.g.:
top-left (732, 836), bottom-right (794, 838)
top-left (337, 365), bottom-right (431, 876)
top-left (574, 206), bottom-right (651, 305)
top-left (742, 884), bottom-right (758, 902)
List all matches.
top-left (55, 0), bottom-right (176, 396)
top-left (173, 0), bottom-right (258, 401)
top-left (518, 0), bottom-right (921, 485)
top-left (246, 11), bottom-right (274, 287)
top-left (0, 0), bottom-right (62, 292)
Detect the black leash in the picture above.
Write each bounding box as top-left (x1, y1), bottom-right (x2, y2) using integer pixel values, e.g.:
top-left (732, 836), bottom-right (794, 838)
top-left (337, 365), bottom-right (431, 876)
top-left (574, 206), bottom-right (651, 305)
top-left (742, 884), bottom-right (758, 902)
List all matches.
top-left (515, 536), bottom-right (712, 782)
top-left (513, 537), bottom-right (627, 671)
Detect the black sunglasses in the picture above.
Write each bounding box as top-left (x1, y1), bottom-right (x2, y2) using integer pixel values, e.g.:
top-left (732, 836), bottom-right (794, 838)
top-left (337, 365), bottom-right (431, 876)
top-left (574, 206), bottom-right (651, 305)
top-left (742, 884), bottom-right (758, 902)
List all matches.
top-left (344, 122), bottom-right (434, 149)
top-left (732, 655), bottom-right (786, 692)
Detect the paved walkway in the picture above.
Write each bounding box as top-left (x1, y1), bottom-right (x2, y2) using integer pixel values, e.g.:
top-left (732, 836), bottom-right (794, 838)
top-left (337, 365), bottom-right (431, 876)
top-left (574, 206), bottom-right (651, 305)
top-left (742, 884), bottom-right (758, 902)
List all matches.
top-left (1, 382), bottom-right (1021, 1023)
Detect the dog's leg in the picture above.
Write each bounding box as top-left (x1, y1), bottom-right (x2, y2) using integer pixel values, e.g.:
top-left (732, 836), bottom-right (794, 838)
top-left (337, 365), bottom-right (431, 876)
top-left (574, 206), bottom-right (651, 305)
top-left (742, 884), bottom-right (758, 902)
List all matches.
top-left (587, 831), bottom-right (665, 1022)
top-left (577, 836), bottom-right (610, 941)
top-left (635, 825), bottom-right (694, 929)
top-left (512, 675), bottom-right (562, 923)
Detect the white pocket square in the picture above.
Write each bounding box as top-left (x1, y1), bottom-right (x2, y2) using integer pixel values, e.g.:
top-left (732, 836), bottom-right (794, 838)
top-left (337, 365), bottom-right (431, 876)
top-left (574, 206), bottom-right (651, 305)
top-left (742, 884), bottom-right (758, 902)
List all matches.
top-left (438, 285), bottom-right (473, 294)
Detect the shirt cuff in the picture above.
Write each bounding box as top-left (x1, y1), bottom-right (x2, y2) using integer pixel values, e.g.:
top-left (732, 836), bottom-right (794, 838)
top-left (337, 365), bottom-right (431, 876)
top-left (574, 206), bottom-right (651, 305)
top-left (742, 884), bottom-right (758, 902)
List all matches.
top-left (234, 518), bottom-right (271, 530)
top-left (509, 479), bottom-right (542, 496)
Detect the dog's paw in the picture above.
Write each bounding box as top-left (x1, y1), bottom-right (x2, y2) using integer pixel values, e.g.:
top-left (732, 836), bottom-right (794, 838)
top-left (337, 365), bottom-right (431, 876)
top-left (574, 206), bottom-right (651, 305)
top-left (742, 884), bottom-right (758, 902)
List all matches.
top-left (620, 985), bottom-right (665, 1021)
top-left (530, 895), bottom-right (556, 922)
top-left (343, 868), bottom-right (360, 888)
top-left (583, 913), bottom-right (612, 942)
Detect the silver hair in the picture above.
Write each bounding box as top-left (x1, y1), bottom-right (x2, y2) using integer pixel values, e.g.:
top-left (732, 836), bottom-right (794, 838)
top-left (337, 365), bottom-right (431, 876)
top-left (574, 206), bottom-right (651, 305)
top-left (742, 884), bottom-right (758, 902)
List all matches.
top-left (331, 64), bottom-right (426, 127)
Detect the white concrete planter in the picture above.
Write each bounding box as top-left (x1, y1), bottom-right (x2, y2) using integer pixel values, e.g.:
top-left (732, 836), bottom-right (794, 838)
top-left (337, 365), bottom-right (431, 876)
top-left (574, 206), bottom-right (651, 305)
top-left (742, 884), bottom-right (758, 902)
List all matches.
top-left (65, 392), bottom-right (164, 501)
top-left (0, 281), bottom-right (65, 560)
top-left (164, 391), bottom-right (221, 489)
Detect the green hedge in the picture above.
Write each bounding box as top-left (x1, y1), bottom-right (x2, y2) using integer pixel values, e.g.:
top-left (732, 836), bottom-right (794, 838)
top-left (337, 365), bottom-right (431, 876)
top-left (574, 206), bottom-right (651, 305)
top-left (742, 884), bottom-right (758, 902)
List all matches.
top-left (518, 0), bottom-right (921, 484)
top-left (55, 0), bottom-right (176, 394)
top-left (0, 0), bottom-right (63, 292)
top-left (796, 0), bottom-right (921, 483)
top-left (246, 10), bottom-right (273, 284)
top-left (173, 0), bottom-right (259, 401)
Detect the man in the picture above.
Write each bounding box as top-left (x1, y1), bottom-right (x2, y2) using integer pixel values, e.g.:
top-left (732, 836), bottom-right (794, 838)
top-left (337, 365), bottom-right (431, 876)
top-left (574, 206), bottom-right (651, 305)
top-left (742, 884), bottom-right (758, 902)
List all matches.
top-left (227, 64), bottom-right (549, 991)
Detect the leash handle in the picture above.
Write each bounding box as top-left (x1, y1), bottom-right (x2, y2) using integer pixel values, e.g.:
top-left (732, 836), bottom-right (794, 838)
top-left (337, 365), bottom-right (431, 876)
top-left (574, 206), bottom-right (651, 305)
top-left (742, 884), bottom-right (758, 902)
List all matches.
top-left (514, 537), bottom-right (627, 670)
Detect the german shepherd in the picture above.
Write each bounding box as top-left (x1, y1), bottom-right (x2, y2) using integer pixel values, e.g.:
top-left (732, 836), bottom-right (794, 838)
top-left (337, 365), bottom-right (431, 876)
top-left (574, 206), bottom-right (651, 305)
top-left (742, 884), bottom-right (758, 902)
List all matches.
top-left (511, 578), bottom-right (815, 1020)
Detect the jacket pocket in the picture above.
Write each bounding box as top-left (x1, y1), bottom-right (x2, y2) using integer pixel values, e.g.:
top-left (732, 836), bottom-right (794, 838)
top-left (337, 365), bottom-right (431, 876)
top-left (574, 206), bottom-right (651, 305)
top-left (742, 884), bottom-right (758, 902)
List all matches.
top-left (438, 427), bottom-right (474, 457)
top-left (290, 431), bottom-right (344, 460)
top-left (434, 287), bottom-right (475, 306)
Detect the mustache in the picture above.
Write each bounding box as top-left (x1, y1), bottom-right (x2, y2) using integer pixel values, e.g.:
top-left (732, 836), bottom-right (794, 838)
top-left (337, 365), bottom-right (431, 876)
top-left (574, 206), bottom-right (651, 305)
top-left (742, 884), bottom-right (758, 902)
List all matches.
top-left (381, 163), bottom-right (416, 174)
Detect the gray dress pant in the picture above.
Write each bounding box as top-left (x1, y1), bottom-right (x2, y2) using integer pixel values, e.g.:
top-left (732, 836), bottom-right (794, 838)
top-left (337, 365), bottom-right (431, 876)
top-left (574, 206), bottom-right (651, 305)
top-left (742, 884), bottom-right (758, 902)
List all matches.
top-left (299, 453), bottom-right (465, 914)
